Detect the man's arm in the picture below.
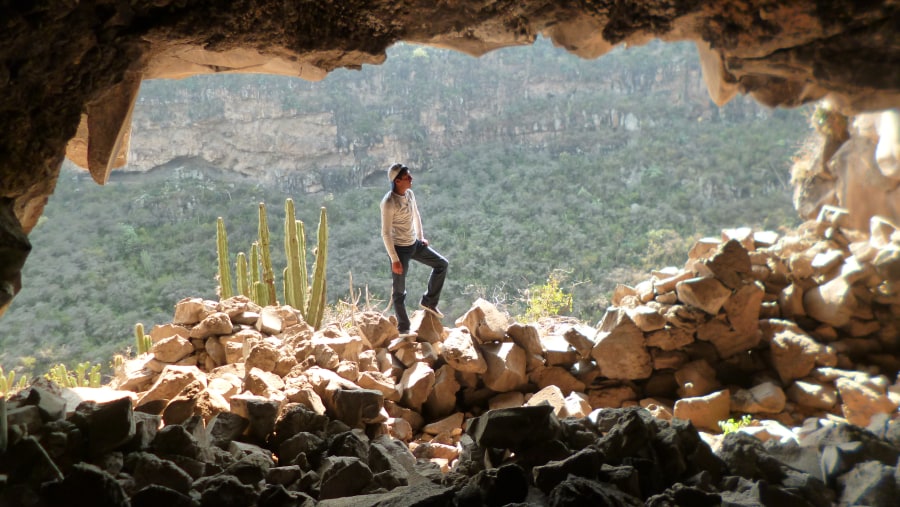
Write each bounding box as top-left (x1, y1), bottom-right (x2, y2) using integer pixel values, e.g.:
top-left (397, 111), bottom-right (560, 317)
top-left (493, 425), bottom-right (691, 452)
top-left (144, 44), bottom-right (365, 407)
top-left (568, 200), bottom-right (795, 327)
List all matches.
top-left (380, 195), bottom-right (400, 263)
top-left (410, 190), bottom-right (426, 243)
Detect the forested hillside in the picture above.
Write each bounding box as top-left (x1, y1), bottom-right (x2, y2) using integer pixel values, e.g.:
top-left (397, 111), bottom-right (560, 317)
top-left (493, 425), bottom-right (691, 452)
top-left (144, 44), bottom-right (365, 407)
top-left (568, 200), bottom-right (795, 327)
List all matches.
top-left (0, 39), bottom-right (811, 378)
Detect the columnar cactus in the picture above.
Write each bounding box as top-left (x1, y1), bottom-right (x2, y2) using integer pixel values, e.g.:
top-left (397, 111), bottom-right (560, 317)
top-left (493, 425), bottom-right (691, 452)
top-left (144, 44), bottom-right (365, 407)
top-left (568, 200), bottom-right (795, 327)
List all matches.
top-left (306, 207), bottom-right (329, 329)
top-left (284, 198), bottom-right (305, 311)
top-left (250, 242), bottom-right (267, 306)
top-left (236, 252), bottom-right (249, 297)
top-left (216, 217), bottom-right (234, 299)
top-left (134, 323), bottom-right (151, 355)
top-left (258, 203), bottom-right (278, 305)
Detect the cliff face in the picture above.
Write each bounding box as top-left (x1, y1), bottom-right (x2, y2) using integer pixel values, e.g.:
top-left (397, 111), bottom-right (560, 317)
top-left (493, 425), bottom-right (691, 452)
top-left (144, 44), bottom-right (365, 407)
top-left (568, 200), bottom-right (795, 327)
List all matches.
top-left (120, 42), bottom-right (761, 194)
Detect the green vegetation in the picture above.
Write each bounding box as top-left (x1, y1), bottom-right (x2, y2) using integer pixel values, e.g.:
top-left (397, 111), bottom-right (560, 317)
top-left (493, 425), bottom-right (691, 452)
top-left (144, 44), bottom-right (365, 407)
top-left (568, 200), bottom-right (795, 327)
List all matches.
top-left (520, 271), bottom-right (574, 322)
top-left (0, 365), bottom-right (27, 396)
top-left (718, 414), bottom-right (753, 434)
top-left (45, 362), bottom-right (102, 388)
top-left (0, 39), bottom-right (809, 381)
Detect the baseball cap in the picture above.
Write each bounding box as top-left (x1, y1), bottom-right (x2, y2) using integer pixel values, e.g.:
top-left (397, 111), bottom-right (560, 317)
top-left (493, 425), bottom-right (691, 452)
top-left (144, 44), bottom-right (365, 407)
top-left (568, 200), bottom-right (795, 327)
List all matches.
top-left (388, 163), bottom-right (409, 182)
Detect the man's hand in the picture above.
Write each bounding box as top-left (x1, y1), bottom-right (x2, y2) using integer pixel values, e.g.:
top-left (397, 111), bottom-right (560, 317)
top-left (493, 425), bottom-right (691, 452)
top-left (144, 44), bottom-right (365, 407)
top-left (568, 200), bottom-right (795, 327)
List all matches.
top-left (421, 239), bottom-right (429, 247)
top-left (392, 261), bottom-right (403, 275)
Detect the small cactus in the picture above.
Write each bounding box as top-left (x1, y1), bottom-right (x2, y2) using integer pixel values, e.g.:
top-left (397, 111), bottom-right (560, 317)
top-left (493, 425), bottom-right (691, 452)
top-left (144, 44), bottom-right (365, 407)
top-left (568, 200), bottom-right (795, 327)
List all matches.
top-left (134, 323), bottom-right (152, 355)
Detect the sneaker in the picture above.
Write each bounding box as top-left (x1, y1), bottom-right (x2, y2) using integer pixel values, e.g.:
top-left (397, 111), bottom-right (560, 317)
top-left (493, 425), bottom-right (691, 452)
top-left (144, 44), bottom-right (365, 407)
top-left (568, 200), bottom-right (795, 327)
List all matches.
top-left (419, 302), bottom-right (444, 319)
top-left (397, 331), bottom-right (418, 340)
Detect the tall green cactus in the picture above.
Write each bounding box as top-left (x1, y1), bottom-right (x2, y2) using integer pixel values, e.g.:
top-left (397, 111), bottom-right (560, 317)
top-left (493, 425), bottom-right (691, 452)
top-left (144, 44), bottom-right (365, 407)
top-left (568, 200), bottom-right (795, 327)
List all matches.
top-left (250, 242), bottom-right (267, 306)
top-left (297, 220), bottom-right (308, 311)
top-left (236, 252), bottom-right (249, 297)
top-left (284, 198), bottom-right (304, 310)
top-left (216, 217), bottom-right (234, 299)
top-left (258, 203), bottom-right (278, 305)
top-left (305, 207), bottom-right (329, 329)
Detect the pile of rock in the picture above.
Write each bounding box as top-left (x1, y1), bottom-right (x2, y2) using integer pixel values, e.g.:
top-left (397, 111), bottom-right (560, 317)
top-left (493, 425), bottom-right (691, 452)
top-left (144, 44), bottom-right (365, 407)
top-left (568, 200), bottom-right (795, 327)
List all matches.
top-left (114, 206), bottom-right (900, 440)
top-left (599, 206), bottom-right (900, 432)
top-left (1, 206), bottom-right (899, 505)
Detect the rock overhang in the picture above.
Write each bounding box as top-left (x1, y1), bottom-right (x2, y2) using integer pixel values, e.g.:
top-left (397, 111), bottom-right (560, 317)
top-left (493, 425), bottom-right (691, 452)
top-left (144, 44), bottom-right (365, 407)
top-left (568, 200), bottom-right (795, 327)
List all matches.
top-left (1, 0), bottom-right (899, 314)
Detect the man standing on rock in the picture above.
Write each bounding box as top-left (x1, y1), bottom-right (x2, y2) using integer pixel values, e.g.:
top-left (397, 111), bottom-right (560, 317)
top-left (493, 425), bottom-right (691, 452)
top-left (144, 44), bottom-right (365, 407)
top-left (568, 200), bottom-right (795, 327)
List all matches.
top-left (380, 162), bottom-right (449, 336)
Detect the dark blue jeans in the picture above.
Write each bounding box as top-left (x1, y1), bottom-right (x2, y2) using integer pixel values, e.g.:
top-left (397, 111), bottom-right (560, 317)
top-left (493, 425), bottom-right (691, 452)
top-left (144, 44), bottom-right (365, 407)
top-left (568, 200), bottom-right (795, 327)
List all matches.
top-left (392, 240), bottom-right (448, 332)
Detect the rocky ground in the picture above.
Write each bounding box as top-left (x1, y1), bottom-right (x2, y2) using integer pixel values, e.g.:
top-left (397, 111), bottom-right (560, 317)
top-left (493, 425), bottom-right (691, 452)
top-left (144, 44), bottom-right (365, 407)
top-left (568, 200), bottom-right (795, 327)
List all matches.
top-left (1, 204), bottom-right (899, 506)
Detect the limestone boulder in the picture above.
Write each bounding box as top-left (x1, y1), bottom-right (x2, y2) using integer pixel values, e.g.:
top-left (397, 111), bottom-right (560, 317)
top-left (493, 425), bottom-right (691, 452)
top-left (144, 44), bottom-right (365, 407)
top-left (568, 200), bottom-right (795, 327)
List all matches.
top-left (542, 335), bottom-right (579, 366)
top-left (586, 383), bottom-right (639, 409)
top-left (769, 328), bottom-right (836, 384)
top-left (528, 366), bottom-right (586, 396)
top-left (189, 311), bottom-right (234, 339)
top-left (255, 305), bottom-right (300, 335)
top-left (454, 298), bottom-right (509, 343)
top-left (730, 382), bottom-right (786, 414)
top-left (591, 308), bottom-right (651, 380)
top-left (481, 342), bottom-right (527, 393)
top-left (561, 392), bottom-right (592, 418)
top-left (674, 360), bottom-right (720, 398)
top-left (399, 362), bottom-right (435, 411)
top-left (526, 385), bottom-right (567, 417)
top-left (228, 394), bottom-right (281, 442)
top-left (704, 239), bottom-right (752, 289)
top-left (149, 323), bottom-right (189, 342)
top-left (803, 276), bottom-right (858, 327)
top-left (786, 378), bottom-right (838, 410)
top-left (440, 328), bottom-right (487, 374)
top-left (563, 325), bottom-right (596, 357)
top-left (313, 327), bottom-right (364, 362)
top-left (356, 371), bottom-right (401, 402)
top-left (625, 305), bottom-right (666, 332)
top-left (646, 327), bottom-right (694, 351)
top-left (410, 310), bottom-right (444, 344)
top-left (152, 336), bottom-right (194, 364)
top-left (332, 388), bottom-right (384, 428)
top-left (675, 277), bottom-right (732, 315)
top-left (835, 377), bottom-right (898, 427)
top-left (354, 311), bottom-right (397, 349)
top-left (424, 365), bottom-right (460, 420)
top-left (723, 282), bottom-right (765, 338)
top-left (136, 365), bottom-right (206, 409)
top-left (244, 367), bottom-right (285, 398)
top-left (673, 389), bottom-right (731, 433)
top-left (244, 340), bottom-right (280, 373)
top-left (173, 297), bottom-right (214, 325)
top-left (507, 323), bottom-right (543, 357)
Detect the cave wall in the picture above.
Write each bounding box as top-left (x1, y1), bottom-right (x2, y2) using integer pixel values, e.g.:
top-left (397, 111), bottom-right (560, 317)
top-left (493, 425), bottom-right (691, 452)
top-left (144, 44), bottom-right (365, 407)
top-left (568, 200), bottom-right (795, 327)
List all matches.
top-left (1, 0), bottom-right (899, 314)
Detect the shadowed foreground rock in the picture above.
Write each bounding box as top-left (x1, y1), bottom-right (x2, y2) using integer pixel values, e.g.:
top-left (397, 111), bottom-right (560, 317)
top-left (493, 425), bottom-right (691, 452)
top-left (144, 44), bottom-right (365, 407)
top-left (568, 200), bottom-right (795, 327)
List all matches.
top-left (8, 386), bottom-right (900, 506)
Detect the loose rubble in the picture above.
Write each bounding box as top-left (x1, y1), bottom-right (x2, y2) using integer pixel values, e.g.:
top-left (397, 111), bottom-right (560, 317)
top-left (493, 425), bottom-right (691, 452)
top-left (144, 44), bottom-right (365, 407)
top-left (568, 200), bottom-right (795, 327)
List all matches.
top-left (1, 207), bottom-right (900, 506)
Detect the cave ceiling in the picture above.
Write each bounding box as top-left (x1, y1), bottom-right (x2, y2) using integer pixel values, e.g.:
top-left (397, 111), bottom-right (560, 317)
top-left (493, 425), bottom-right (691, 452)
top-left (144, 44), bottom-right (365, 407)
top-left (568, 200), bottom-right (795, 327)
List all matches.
top-left (0, 0), bottom-right (899, 314)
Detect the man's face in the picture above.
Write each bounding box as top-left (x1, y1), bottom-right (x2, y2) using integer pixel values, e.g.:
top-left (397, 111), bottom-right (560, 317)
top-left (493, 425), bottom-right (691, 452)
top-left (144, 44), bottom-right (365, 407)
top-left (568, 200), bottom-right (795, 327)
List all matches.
top-left (394, 171), bottom-right (413, 192)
